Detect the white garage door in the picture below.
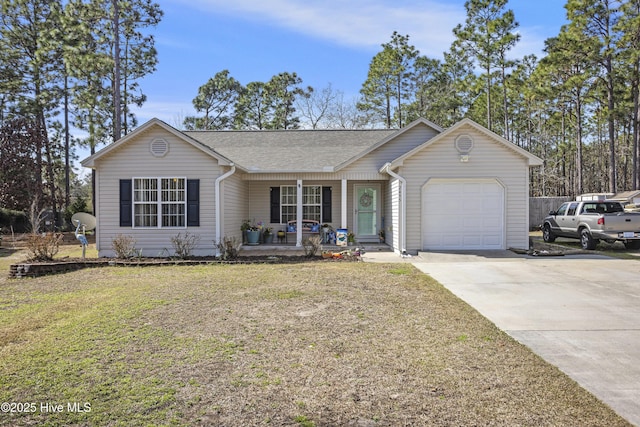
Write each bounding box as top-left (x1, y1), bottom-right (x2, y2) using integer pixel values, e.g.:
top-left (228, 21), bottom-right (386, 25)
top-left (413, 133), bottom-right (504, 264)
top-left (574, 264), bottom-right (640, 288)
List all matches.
top-left (422, 179), bottom-right (504, 250)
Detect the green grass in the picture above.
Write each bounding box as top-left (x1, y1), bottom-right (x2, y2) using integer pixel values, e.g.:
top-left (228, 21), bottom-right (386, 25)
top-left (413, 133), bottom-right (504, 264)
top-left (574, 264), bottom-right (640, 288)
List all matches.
top-left (0, 245), bottom-right (632, 426)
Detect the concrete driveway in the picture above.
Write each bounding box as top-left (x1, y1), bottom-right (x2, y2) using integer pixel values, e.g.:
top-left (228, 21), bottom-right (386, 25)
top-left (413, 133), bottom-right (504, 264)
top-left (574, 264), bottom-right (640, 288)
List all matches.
top-left (364, 250), bottom-right (640, 426)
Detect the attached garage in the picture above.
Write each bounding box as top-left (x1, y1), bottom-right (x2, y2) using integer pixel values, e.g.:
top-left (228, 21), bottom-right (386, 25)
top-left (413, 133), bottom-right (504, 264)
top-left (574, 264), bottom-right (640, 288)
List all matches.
top-left (422, 179), bottom-right (505, 250)
top-left (382, 119), bottom-right (542, 254)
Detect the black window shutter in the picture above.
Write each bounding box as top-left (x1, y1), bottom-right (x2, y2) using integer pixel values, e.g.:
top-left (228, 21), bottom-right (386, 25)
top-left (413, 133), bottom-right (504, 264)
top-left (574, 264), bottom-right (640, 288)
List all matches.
top-left (322, 186), bottom-right (332, 223)
top-left (270, 187), bottom-right (281, 223)
top-left (120, 179), bottom-right (133, 227)
top-left (187, 179), bottom-right (200, 227)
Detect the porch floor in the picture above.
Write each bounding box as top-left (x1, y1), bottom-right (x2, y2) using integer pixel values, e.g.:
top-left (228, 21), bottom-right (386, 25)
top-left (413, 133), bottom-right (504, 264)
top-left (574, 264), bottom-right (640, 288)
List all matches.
top-left (239, 242), bottom-right (392, 256)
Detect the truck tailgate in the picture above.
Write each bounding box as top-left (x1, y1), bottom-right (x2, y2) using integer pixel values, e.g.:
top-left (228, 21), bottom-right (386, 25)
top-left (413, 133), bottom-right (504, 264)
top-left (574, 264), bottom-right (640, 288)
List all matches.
top-left (603, 212), bottom-right (640, 232)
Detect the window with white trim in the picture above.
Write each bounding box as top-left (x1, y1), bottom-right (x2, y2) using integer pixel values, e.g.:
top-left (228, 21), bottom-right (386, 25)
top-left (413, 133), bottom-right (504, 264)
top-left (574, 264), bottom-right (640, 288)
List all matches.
top-left (280, 185), bottom-right (322, 223)
top-left (134, 178), bottom-right (186, 228)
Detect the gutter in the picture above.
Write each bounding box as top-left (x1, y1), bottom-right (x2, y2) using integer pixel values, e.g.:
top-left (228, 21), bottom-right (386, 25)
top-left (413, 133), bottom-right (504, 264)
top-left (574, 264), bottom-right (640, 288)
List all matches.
top-left (382, 163), bottom-right (407, 255)
top-left (215, 164), bottom-right (236, 254)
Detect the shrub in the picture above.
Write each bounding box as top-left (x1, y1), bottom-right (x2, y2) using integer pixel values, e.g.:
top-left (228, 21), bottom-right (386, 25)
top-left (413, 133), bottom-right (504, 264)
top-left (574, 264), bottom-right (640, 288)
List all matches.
top-left (27, 199), bottom-right (46, 234)
top-left (217, 236), bottom-right (241, 260)
top-left (170, 232), bottom-right (200, 258)
top-left (25, 232), bottom-right (63, 261)
top-left (302, 235), bottom-right (322, 257)
top-left (0, 208), bottom-right (29, 233)
top-left (111, 234), bottom-right (138, 258)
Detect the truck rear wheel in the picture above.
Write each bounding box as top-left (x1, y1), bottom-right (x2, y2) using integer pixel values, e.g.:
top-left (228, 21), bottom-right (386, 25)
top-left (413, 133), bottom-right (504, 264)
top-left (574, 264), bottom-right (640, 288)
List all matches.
top-left (624, 240), bottom-right (640, 250)
top-left (580, 229), bottom-right (597, 250)
top-left (542, 224), bottom-right (556, 243)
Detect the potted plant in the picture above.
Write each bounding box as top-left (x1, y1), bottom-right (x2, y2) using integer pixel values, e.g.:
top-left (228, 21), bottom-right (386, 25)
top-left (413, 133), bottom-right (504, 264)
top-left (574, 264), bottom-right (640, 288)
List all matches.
top-left (322, 223), bottom-right (331, 243)
top-left (347, 232), bottom-right (355, 246)
top-left (241, 219), bottom-right (251, 244)
top-left (378, 229), bottom-right (385, 243)
top-left (244, 220), bottom-right (261, 245)
top-left (263, 226), bottom-right (274, 244)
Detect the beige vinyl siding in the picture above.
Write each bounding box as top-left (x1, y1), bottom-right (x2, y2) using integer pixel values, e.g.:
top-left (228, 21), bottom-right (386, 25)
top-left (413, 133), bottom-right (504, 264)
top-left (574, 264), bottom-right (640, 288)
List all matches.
top-left (94, 127), bottom-right (221, 257)
top-left (399, 125), bottom-right (530, 252)
top-left (341, 123), bottom-right (439, 178)
top-left (221, 172), bottom-right (247, 243)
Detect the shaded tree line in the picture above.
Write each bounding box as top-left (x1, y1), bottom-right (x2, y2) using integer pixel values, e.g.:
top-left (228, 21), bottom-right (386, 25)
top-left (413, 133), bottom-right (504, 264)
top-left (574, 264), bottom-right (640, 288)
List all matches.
top-left (0, 0), bottom-right (162, 226)
top-left (6, 0), bottom-right (640, 225)
top-left (353, 0), bottom-right (640, 197)
top-left (185, 0), bottom-right (640, 198)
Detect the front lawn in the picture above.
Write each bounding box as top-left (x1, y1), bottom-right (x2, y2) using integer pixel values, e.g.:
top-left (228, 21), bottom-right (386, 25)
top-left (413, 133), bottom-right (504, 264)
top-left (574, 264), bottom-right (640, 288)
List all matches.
top-left (0, 250), bottom-right (631, 426)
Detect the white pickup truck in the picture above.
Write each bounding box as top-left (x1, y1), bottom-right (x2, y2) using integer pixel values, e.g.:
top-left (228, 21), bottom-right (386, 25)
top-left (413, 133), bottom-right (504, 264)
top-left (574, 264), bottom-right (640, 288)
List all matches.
top-left (542, 200), bottom-right (640, 250)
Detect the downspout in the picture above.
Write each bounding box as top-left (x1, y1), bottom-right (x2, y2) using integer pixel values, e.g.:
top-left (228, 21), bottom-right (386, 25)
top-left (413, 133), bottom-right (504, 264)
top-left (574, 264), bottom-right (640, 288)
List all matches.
top-left (383, 163), bottom-right (407, 255)
top-left (215, 164), bottom-right (236, 254)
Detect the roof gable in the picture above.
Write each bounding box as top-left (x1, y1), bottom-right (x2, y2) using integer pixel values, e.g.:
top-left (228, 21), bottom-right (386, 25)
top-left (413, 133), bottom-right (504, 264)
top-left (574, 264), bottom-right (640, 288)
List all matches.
top-left (81, 118), bottom-right (234, 169)
top-left (334, 118), bottom-right (443, 171)
top-left (384, 118), bottom-right (543, 170)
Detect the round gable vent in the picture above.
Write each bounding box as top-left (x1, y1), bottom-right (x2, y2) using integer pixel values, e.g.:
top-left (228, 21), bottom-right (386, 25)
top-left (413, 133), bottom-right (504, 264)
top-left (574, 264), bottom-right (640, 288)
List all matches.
top-left (455, 134), bottom-right (474, 154)
top-left (150, 138), bottom-right (169, 157)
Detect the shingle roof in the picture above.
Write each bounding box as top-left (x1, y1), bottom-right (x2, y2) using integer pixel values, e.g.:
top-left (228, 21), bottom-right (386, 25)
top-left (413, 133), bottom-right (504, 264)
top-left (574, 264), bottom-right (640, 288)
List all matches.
top-left (184, 129), bottom-right (398, 172)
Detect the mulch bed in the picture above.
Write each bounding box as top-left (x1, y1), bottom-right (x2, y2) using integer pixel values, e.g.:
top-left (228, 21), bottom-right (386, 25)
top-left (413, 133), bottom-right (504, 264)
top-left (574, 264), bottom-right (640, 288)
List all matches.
top-left (8, 254), bottom-right (361, 279)
top-left (7, 238), bottom-right (592, 279)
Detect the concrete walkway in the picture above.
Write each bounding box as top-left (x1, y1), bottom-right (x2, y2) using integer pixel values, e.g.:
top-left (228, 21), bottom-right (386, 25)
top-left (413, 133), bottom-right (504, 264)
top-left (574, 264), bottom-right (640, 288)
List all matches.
top-left (362, 250), bottom-right (640, 426)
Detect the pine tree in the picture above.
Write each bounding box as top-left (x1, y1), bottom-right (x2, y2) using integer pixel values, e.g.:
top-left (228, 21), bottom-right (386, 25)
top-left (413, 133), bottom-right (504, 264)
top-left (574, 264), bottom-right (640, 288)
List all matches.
top-left (184, 70), bottom-right (243, 130)
top-left (453, 0), bottom-right (520, 132)
top-left (358, 32), bottom-right (418, 128)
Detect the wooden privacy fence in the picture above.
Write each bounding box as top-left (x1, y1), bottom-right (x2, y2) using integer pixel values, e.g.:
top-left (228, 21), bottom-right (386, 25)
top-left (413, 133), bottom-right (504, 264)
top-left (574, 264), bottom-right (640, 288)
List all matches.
top-left (529, 196), bottom-right (572, 230)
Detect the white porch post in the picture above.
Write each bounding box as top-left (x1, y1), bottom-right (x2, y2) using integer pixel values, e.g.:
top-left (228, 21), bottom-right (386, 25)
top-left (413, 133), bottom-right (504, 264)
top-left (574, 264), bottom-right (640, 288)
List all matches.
top-left (341, 179), bottom-right (348, 229)
top-left (296, 179), bottom-right (303, 246)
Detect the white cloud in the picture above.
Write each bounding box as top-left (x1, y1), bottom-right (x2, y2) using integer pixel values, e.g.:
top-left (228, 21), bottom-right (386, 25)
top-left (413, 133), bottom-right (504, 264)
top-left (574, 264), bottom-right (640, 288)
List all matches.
top-left (178, 0), bottom-right (465, 58)
top-left (171, 0), bottom-right (557, 62)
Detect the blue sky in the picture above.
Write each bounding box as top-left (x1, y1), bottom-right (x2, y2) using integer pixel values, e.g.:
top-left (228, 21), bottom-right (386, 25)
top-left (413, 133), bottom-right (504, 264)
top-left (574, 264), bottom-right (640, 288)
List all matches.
top-left (130, 0), bottom-right (568, 127)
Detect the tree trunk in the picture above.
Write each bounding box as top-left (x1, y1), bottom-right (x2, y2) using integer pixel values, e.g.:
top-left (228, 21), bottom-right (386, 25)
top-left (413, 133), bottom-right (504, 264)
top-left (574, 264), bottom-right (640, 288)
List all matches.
top-left (486, 65), bottom-right (492, 131)
top-left (607, 63), bottom-right (616, 194)
top-left (502, 63), bottom-right (509, 139)
top-left (576, 96), bottom-right (583, 196)
top-left (112, 0), bottom-right (122, 141)
top-left (633, 62), bottom-right (640, 190)
top-left (397, 74), bottom-right (402, 128)
top-left (64, 75), bottom-right (71, 211)
top-left (40, 113), bottom-right (58, 230)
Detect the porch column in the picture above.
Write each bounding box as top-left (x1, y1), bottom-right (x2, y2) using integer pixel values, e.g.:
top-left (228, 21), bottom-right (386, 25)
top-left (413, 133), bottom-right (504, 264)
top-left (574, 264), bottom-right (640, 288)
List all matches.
top-left (341, 179), bottom-right (348, 229)
top-left (296, 179), bottom-right (303, 246)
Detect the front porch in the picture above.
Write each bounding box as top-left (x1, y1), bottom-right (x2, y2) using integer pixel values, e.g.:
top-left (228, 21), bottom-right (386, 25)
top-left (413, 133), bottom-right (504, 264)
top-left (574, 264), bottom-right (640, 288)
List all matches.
top-left (239, 242), bottom-right (393, 256)
top-left (238, 178), bottom-right (390, 248)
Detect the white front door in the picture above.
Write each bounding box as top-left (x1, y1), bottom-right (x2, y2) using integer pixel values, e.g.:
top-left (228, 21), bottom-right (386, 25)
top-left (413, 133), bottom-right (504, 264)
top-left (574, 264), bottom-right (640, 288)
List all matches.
top-left (354, 184), bottom-right (381, 242)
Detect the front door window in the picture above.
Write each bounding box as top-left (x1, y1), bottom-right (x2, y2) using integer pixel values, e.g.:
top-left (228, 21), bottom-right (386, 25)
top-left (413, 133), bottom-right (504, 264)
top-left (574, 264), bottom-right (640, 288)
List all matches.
top-left (355, 185), bottom-right (379, 240)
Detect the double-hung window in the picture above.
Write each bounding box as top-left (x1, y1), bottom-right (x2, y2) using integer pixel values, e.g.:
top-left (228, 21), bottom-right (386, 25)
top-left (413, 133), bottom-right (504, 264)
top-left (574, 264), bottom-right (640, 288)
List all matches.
top-left (280, 186), bottom-right (298, 223)
top-left (302, 185), bottom-right (321, 222)
top-left (280, 185), bottom-right (322, 223)
top-left (133, 178), bottom-right (186, 228)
